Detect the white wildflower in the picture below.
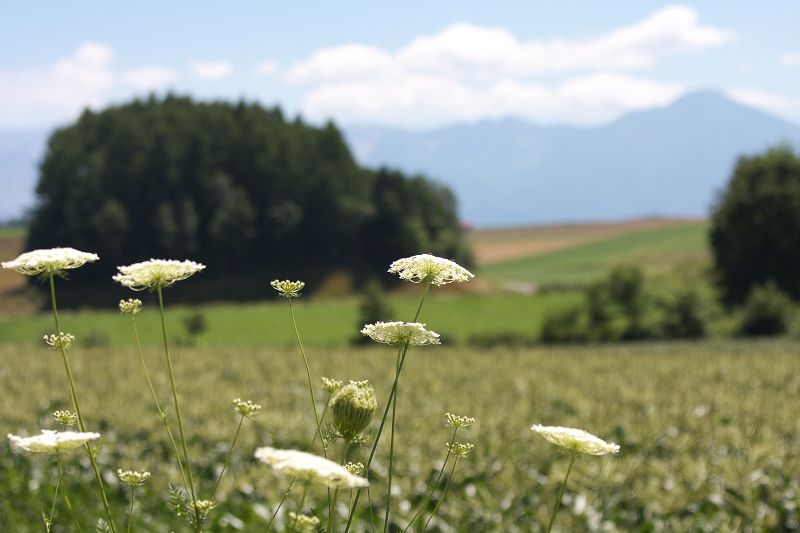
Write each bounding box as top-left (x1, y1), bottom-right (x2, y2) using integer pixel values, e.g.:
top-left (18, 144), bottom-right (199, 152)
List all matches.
top-left (8, 430), bottom-right (101, 453)
top-left (344, 462), bottom-right (364, 476)
top-left (446, 442), bottom-right (475, 458)
top-left (43, 332), bottom-right (75, 350)
top-left (270, 279), bottom-right (305, 298)
top-left (530, 425), bottom-right (620, 456)
top-left (1, 247), bottom-right (99, 276)
top-left (330, 380), bottom-right (377, 440)
top-left (118, 298), bottom-right (143, 315)
top-left (446, 413), bottom-right (476, 430)
top-left (360, 321), bottom-right (441, 346)
top-left (388, 253), bottom-right (473, 286)
top-left (321, 377), bottom-right (343, 394)
top-left (232, 398), bottom-right (262, 418)
top-left (52, 410), bottom-right (78, 428)
top-left (288, 512), bottom-right (320, 532)
top-left (254, 447), bottom-right (369, 489)
top-left (117, 469), bottom-right (151, 486)
top-left (113, 259), bottom-right (205, 291)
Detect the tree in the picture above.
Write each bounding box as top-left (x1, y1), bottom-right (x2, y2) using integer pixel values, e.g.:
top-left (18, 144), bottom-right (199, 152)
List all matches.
top-left (710, 146), bottom-right (800, 305)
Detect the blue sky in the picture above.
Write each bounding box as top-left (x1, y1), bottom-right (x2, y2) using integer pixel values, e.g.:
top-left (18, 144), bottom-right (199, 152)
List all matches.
top-left (1, 1), bottom-right (798, 130)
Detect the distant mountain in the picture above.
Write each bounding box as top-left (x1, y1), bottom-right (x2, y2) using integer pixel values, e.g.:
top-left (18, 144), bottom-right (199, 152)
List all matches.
top-left (0, 129), bottom-right (48, 222)
top-left (345, 92), bottom-right (800, 227)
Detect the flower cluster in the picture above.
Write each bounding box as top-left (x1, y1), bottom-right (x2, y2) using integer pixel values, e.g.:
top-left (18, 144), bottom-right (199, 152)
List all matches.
top-left (344, 462), bottom-right (365, 476)
top-left (255, 447), bottom-right (369, 489)
top-left (1, 247), bottom-right (99, 276)
top-left (330, 380), bottom-right (377, 440)
top-left (446, 442), bottom-right (475, 458)
top-left (232, 398), bottom-right (262, 418)
top-left (117, 469), bottom-right (151, 487)
top-left (43, 332), bottom-right (75, 351)
top-left (8, 430), bottom-right (101, 453)
top-left (531, 425), bottom-right (620, 456)
top-left (360, 321), bottom-right (441, 346)
top-left (288, 512), bottom-right (320, 532)
top-left (270, 279), bottom-right (305, 298)
top-left (52, 410), bottom-right (78, 428)
top-left (446, 413), bottom-right (476, 430)
top-left (118, 298), bottom-right (143, 316)
top-left (113, 259), bottom-right (205, 291)
top-left (321, 377), bottom-right (343, 394)
top-left (388, 254), bottom-right (474, 286)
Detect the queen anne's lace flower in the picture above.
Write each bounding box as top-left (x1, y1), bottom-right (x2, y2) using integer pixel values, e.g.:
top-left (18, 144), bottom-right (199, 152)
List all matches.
top-left (344, 462), bottom-right (364, 476)
top-left (321, 377), bottom-right (343, 394)
top-left (43, 332), bottom-right (75, 350)
top-left (361, 321), bottom-right (441, 346)
top-left (232, 398), bottom-right (262, 418)
top-left (255, 447), bottom-right (369, 489)
top-left (330, 380), bottom-right (377, 440)
top-left (113, 259), bottom-right (205, 291)
top-left (118, 298), bottom-right (143, 315)
top-left (531, 425), bottom-right (620, 456)
top-left (446, 413), bottom-right (476, 430)
top-left (270, 279), bottom-right (305, 298)
top-left (8, 430), bottom-right (101, 453)
top-left (53, 410), bottom-right (78, 428)
top-left (1, 247), bottom-right (99, 276)
top-left (288, 512), bottom-right (320, 532)
top-left (117, 469), bottom-right (151, 486)
top-left (446, 442), bottom-right (475, 458)
top-left (388, 254), bottom-right (474, 286)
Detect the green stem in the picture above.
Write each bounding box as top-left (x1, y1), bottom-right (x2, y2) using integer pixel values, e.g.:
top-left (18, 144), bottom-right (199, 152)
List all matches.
top-left (545, 452), bottom-right (577, 533)
top-left (422, 457), bottom-right (459, 531)
top-left (265, 479), bottom-right (296, 532)
top-left (211, 414), bottom-right (245, 499)
top-left (383, 348), bottom-right (403, 533)
top-left (288, 298), bottom-right (325, 454)
top-left (45, 453), bottom-right (64, 532)
top-left (130, 315), bottom-right (189, 491)
top-left (291, 483), bottom-right (309, 531)
top-left (61, 484), bottom-right (83, 533)
top-left (126, 486), bottom-right (136, 533)
top-left (156, 286), bottom-right (201, 531)
top-left (48, 274), bottom-right (116, 532)
top-left (403, 427), bottom-right (458, 531)
top-left (344, 282), bottom-right (431, 533)
top-left (329, 441), bottom-right (352, 533)
top-left (310, 392), bottom-right (333, 450)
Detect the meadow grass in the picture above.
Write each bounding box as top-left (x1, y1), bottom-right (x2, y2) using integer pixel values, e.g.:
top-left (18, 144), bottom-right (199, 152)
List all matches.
top-left (480, 222), bottom-right (709, 285)
top-left (1, 339), bottom-right (798, 531)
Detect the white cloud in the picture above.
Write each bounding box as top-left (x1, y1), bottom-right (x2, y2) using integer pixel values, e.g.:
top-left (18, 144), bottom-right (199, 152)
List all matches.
top-left (779, 52), bottom-right (800, 68)
top-left (121, 65), bottom-right (179, 90)
top-left (254, 60), bottom-right (279, 77)
top-left (190, 61), bottom-right (233, 80)
top-left (728, 88), bottom-right (800, 122)
top-left (288, 6), bottom-right (733, 83)
top-left (0, 42), bottom-right (115, 127)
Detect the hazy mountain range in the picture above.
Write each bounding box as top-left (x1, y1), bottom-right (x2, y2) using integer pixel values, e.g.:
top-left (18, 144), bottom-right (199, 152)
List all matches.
top-left (1, 91), bottom-right (798, 227)
top-left (344, 91), bottom-right (800, 226)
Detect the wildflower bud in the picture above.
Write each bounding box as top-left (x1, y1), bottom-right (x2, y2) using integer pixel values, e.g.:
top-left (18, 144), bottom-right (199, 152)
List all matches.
top-left (53, 410), bottom-right (78, 428)
top-left (446, 442), bottom-right (475, 459)
top-left (321, 377), bottom-right (343, 394)
top-left (445, 413), bottom-right (476, 430)
top-left (344, 462), bottom-right (364, 476)
top-left (118, 298), bottom-right (143, 316)
top-left (270, 279), bottom-right (305, 298)
top-left (43, 332), bottom-right (75, 350)
top-left (288, 512), bottom-right (320, 532)
top-left (330, 380), bottom-right (377, 440)
top-left (117, 469), bottom-right (151, 486)
top-left (232, 398), bottom-right (262, 418)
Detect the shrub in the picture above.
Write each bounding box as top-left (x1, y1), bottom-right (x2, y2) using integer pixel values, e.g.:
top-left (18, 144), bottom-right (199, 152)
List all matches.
top-left (736, 283), bottom-right (793, 337)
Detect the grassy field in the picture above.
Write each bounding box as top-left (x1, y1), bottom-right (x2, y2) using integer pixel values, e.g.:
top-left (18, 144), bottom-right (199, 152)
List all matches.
top-left (1, 339), bottom-right (798, 531)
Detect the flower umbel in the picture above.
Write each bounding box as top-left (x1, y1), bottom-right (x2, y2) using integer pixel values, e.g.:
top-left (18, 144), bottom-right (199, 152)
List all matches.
top-left (232, 398), bottom-right (262, 418)
top-left (388, 253), bottom-right (474, 286)
top-left (8, 430), bottom-right (101, 453)
top-left (1, 247), bottom-right (99, 276)
top-left (52, 410), bottom-right (78, 428)
top-left (360, 321), bottom-right (441, 346)
top-left (531, 425), bottom-right (620, 456)
top-left (344, 462), bottom-right (365, 476)
top-left (446, 413), bottom-right (476, 430)
top-left (446, 442), bottom-right (475, 458)
top-left (254, 447), bottom-right (369, 489)
top-left (113, 259), bottom-right (205, 291)
top-left (118, 298), bottom-right (143, 315)
top-left (43, 332), bottom-right (75, 351)
top-left (330, 380), bottom-right (378, 440)
top-left (288, 512), bottom-right (320, 532)
top-left (270, 279), bottom-right (305, 298)
top-left (321, 377), bottom-right (343, 394)
top-left (117, 469), bottom-right (151, 487)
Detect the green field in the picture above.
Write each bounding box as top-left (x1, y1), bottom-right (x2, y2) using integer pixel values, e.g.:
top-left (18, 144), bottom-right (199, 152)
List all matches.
top-left (2, 339), bottom-right (798, 531)
top-left (480, 222), bottom-right (709, 285)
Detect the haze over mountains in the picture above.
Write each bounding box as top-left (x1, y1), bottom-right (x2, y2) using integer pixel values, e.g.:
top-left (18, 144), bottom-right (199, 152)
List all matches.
top-left (0, 91), bottom-right (798, 227)
top-left (345, 92), bottom-right (800, 227)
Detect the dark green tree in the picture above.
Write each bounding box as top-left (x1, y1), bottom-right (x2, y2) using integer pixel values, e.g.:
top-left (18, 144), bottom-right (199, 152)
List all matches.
top-left (710, 146), bottom-right (800, 305)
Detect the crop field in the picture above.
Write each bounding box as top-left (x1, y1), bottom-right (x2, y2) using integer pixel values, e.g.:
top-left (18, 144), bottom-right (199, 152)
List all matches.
top-left (1, 339), bottom-right (798, 531)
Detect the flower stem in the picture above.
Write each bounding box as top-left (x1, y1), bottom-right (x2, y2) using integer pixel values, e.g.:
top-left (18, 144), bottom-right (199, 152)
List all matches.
top-left (328, 440), bottom-right (352, 533)
top-left (288, 298), bottom-right (325, 454)
top-left (211, 414), bottom-right (245, 499)
top-left (265, 478), bottom-right (296, 532)
top-left (422, 457), bottom-right (460, 531)
top-left (403, 427), bottom-right (458, 531)
top-left (383, 348), bottom-right (403, 533)
top-left (48, 274), bottom-right (116, 532)
top-left (126, 486), bottom-right (136, 533)
top-left (156, 286), bottom-right (200, 531)
top-left (291, 483), bottom-right (309, 531)
top-left (545, 452), bottom-right (577, 533)
top-left (45, 453), bottom-right (64, 532)
top-left (129, 315), bottom-right (189, 491)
